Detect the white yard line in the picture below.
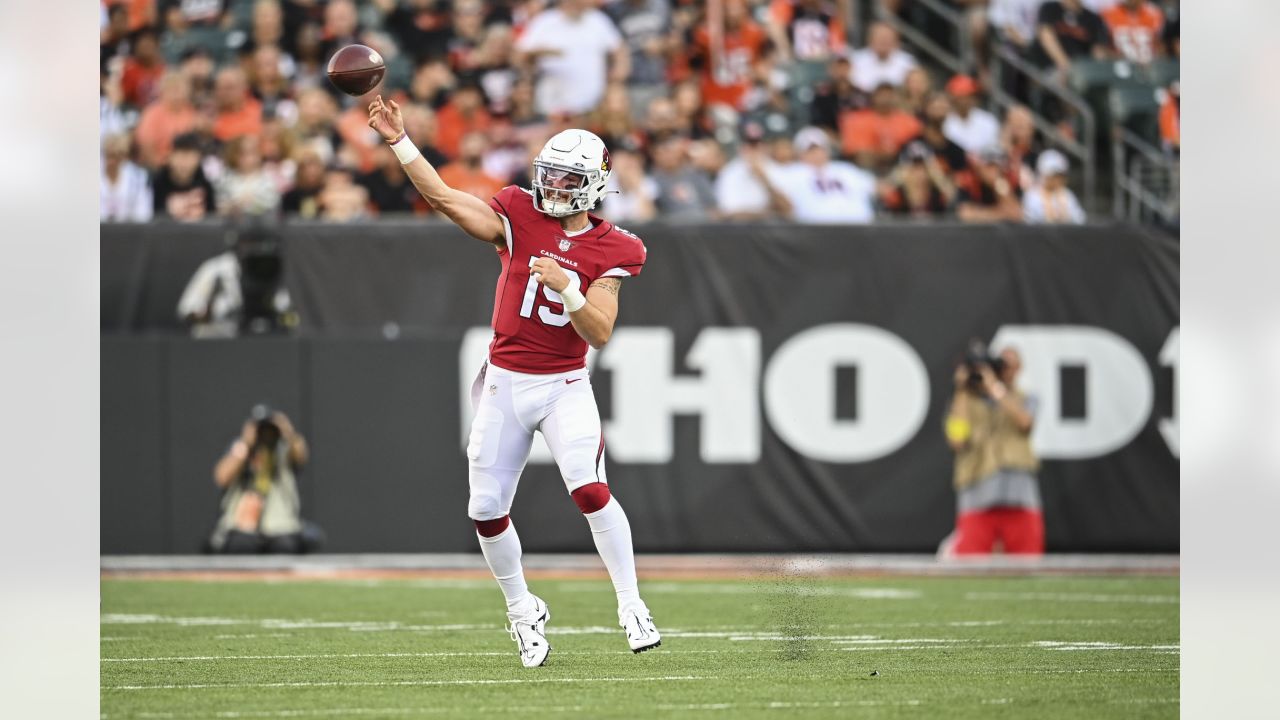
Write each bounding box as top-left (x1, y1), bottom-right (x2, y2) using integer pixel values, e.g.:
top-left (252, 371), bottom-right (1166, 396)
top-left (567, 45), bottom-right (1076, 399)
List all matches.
top-left (103, 649), bottom-right (739, 663)
top-left (964, 591), bottom-right (1178, 604)
top-left (103, 675), bottom-right (717, 692)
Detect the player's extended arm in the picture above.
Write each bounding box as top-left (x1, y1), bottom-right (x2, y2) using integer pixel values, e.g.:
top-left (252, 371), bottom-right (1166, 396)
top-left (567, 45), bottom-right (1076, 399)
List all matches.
top-left (367, 95), bottom-right (504, 245)
top-left (529, 257), bottom-right (621, 349)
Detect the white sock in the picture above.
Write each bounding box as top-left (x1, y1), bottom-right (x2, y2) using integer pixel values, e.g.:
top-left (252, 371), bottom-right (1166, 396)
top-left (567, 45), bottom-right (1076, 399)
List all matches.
top-left (477, 523), bottom-right (533, 615)
top-left (584, 497), bottom-right (643, 613)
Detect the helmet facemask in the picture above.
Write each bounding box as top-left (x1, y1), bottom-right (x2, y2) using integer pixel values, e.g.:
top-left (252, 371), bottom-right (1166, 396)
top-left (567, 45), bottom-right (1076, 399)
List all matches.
top-left (532, 161), bottom-right (592, 217)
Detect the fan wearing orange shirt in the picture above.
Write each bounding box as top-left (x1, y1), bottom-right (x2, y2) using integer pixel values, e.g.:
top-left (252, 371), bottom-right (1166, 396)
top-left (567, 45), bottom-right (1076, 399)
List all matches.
top-left (839, 83), bottom-right (922, 173)
top-left (1102, 0), bottom-right (1165, 64)
top-left (436, 132), bottom-right (507, 206)
top-left (691, 0), bottom-right (768, 111)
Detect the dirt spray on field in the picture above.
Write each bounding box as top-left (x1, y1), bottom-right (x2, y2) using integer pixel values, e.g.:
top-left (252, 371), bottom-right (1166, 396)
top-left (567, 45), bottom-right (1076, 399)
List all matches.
top-left (755, 557), bottom-right (828, 663)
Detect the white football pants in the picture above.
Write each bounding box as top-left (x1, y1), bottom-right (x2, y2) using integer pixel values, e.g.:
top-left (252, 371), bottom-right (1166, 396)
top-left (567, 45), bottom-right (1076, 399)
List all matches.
top-left (466, 362), bottom-right (607, 521)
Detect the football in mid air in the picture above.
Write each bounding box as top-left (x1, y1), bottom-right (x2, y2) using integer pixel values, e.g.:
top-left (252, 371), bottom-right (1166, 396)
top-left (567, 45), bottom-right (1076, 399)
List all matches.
top-left (326, 44), bottom-right (386, 96)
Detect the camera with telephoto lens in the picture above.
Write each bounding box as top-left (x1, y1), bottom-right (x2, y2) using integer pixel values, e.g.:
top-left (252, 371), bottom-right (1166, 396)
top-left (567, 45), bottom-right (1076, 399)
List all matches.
top-left (964, 338), bottom-right (1006, 391)
top-left (249, 404), bottom-right (281, 449)
top-left (228, 222), bottom-right (286, 335)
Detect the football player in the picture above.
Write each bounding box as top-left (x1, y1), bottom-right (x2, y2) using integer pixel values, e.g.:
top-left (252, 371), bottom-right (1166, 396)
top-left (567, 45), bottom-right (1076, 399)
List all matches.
top-left (367, 96), bottom-right (659, 667)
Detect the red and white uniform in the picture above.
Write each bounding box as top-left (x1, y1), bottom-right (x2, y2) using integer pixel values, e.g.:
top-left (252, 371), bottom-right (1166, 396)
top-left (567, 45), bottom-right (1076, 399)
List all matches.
top-left (486, 185), bottom-right (647, 374)
top-left (465, 185), bottom-right (646, 521)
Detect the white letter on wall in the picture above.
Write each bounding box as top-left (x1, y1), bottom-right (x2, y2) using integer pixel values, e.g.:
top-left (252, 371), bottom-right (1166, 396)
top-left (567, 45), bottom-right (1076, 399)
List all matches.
top-left (990, 325), bottom-right (1153, 459)
top-left (600, 328), bottom-right (761, 463)
top-left (763, 324), bottom-right (930, 463)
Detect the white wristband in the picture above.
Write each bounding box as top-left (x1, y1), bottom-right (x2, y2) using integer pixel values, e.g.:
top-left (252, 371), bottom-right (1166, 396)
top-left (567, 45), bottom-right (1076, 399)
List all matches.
top-left (558, 283), bottom-right (587, 313)
top-left (389, 134), bottom-right (420, 165)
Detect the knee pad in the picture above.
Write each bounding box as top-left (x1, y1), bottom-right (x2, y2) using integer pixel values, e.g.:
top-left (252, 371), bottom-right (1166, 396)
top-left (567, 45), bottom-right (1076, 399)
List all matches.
top-left (467, 487), bottom-right (504, 522)
top-left (570, 482), bottom-right (612, 515)
top-left (474, 515), bottom-right (510, 538)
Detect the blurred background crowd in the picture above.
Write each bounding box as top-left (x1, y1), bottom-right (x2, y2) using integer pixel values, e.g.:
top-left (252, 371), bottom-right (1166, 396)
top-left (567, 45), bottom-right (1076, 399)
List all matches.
top-left (100, 0), bottom-right (1179, 226)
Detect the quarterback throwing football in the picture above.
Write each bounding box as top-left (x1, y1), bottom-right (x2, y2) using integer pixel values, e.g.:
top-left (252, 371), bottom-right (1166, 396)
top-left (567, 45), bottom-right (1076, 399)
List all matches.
top-left (368, 96), bottom-right (659, 667)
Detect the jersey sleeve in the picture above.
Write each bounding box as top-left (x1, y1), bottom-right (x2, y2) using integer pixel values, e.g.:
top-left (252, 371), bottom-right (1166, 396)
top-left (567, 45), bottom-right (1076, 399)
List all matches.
top-left (599, 228), bottom-right (647, 279)
top-left (488, 185), bottom-right (522, 218)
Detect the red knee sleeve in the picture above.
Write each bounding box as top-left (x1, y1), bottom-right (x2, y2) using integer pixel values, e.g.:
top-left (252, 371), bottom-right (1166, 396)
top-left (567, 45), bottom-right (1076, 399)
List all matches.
top-left (570, 482), bottom-right (612, 514)
top-left (474, 515), bottom-right (510, 538)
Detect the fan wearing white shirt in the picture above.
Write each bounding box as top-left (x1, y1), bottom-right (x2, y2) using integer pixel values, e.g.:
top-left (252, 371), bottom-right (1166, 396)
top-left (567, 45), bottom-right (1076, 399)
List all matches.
top-left (514, 0), bottom-right (631, 117)
top-left (715, 121), bottom-right (793, 220)
top-left (942, 74), bottom-right (1001, 154)
top-left (776, 127), bottom-right (876, 224)
top-left (849, 22), bottom-right (918, 94)
top-left (101, 134), bottom-right (153, 223)
top-left (1023, 150), bottom-right (1086, 224)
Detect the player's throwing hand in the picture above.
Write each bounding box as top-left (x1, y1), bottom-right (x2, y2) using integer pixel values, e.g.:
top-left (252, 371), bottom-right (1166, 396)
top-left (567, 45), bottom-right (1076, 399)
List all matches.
top-left (529, 257), bottom-right (571, 293)
top-left (366, 95), bottom-right (404, 143)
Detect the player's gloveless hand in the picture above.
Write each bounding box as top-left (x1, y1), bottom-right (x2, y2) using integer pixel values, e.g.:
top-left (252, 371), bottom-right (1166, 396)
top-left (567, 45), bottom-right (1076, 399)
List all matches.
top-left (529, 257), bottom-right (571, 293)
top-left (367, 95), bottom-right (404, 143)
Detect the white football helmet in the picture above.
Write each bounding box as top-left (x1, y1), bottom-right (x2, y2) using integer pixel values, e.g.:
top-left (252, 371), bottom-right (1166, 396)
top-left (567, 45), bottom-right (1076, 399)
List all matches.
top-left (531, 129), bottom-right (611, 217)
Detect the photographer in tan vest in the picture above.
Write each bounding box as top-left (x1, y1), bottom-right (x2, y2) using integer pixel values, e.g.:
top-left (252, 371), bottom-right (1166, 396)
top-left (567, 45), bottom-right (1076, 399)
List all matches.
top-left (943, 343), bottom-right (1045, 555)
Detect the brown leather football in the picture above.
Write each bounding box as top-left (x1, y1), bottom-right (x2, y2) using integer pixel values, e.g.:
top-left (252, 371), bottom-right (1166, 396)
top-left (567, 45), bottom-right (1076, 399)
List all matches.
top-left (326, 44), bottom-right (386, 97)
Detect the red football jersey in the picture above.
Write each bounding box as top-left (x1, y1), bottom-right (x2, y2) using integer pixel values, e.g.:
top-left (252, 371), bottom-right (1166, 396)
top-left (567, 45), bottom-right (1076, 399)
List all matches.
top-left (485, 185), bottom-right (647, 374)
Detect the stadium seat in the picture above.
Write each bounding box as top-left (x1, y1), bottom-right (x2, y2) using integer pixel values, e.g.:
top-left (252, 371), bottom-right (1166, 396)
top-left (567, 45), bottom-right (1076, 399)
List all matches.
top-left (1108, 84), bottom-right (1162, 139)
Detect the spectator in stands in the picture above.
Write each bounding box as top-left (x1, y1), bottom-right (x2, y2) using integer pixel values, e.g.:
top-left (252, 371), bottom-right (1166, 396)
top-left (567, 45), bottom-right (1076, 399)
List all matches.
top-left (515, 0), bottom-right (629, 118)
top-left (399, 103), bottom-right (451, 168)
top-left (602, 143), bottom-right (659, 222)
top-left (1102, 0), bottom-right (1165, 64)
top-left (216, 134), bottom-right (280, 216)
top-left (212, 66), bottom-right (264, 142)
top-left (209, 404), bottom-right (311, 554)
top-left (281, 149), bottom-right (326, 218)
top-left (999, 104), bottom-right (1043, 189)
top-left (943, 346), bottom-right (1044, 556)
top-left (379, 0), bottom-right (453, 65)
top-left (121, 26), bottom-right (166, 107)
top-left (318, 0), bottom-right (364, 61)
top-left (250, 44), bottom-right (298, 124)
top-left (691, 0), bottom-right (768, 111)
top-left (178, 47), bottom-right (217, 108)
top-left (767, 0), bottom-right (847, 64)
top-left (943, 74), bottom-right (1000, 154)
top-left (649, 134), bottom-right (717, 221)
top-left (988, 0), bottom-right (1043, 59)
top-left (359, 144), bottom-right (418, 215)
top-left (604, 0), bottom-right (673, 113)
top-left (135, 72), bottom-right (198, 168)
top-left (715, 120), bottom-right (793, 221)
top-left (850, 22), bottom-right (918, 94)
top-left (1031, 0), bottom-right (1111, 82)
top-left (776, 126), bottom-right (876, 224)
top-left (101, 133), bottom-right (154, 222)
top-left (317, 164), bottom-right (372, 222)
top-left (1159, 80), bottom-right (1179, 154)
top-left (152, 132), bottom-right (217, 222)
top-left (435, 81), bottom-right (493, 162)
top-left (900, 67), bottom-right (933, 117)
top-left (957, 147), bottom-right (1023, 222)
top-left (438, 131), bottom-right (507, 203)
top-left (1023, 149), bottom-right (1086, 224)
top-left (880, 141), bottom-right (955, 219)
top-left (292, 87), bottom-right (340, 164)
top-left (259, 120), bottom-right (299, 194)
top-left (839, 82), bottom-right (923, 174)
top-left (808, 56), bottom-right (864, 132)
top-left (911, 93), bottom-right (970, 177)
top-left (335, 87), bottom-right (386, 174)
top-left (101, 4), bottom-right (133, 69)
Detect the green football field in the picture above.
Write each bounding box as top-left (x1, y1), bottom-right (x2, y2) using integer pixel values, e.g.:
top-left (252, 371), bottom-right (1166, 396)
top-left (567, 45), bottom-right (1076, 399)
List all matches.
top-left (101, 572), bottom-right (1178, 719)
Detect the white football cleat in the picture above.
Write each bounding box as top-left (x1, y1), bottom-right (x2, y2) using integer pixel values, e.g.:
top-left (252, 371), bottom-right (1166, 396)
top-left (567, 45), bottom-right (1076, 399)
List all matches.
top-left (619, 605), bottom-right (661, 653)
top-left (507, 595), bottom-right (551, 668)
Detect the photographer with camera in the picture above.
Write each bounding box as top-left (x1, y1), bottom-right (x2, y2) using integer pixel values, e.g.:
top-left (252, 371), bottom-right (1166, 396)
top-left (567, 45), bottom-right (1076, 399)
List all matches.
top-left (942, 342), bottom-right (1044, 555)
top-left (208, 405), bottom-right (312, 554)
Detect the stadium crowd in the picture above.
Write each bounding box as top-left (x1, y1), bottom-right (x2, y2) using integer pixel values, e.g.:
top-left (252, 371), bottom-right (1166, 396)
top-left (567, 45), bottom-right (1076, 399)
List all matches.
top-left (100, 0), bottom-right (1178, 225)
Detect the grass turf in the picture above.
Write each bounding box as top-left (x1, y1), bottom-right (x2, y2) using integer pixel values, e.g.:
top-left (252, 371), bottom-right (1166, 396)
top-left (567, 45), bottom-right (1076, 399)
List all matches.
top-left (101, 573), bottom-right (1178, 719)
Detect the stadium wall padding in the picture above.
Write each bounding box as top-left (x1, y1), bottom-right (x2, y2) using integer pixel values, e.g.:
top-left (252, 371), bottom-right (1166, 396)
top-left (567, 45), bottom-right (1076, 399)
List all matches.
top-left (101, 222), bottom-right (1179, 554)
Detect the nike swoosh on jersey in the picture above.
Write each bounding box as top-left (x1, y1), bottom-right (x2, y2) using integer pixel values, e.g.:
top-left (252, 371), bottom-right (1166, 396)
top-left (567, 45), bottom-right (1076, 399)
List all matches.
top-left (565, 378), bottom-right (583, 384)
